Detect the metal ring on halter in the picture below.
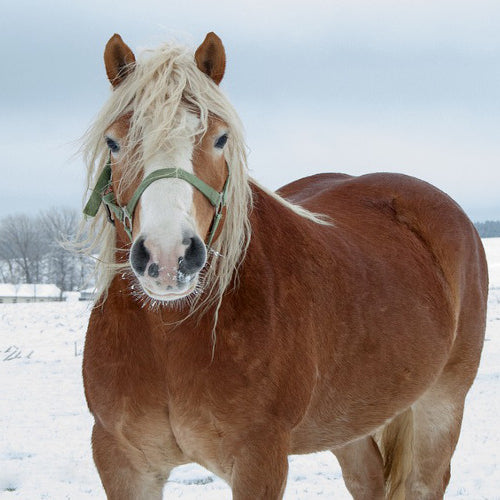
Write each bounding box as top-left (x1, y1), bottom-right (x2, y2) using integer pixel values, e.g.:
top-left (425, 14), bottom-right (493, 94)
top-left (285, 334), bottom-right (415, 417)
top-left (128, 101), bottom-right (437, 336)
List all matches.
top-left (122, 208), bottom-right (133, 238)
top-left (104, 204), bottom-right (115, 226)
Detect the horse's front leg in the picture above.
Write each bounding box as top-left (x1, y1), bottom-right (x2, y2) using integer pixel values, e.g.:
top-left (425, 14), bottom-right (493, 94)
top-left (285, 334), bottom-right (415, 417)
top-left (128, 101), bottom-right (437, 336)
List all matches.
top-left (229, 428), bottom-right (290, 500)
top-left (91, 423), bottom-right (169, 500)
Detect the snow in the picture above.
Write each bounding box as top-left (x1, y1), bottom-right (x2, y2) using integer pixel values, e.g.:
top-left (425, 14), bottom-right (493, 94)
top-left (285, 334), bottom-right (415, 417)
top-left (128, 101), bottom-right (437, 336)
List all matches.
top-left (62, 291), bottom-right (81, 302)
top-left (1, 238), bottom-right (500, 499)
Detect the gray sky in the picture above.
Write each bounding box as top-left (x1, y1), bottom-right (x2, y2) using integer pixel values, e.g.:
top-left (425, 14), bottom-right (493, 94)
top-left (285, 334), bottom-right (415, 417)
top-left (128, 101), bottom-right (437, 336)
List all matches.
top-left (1, 0), bottom-right (499, 220)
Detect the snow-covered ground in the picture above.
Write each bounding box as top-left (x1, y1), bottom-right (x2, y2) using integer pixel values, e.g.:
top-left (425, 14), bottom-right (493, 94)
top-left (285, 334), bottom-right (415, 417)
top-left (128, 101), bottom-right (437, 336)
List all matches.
top-left (1, 239), bottom-right (499, 499)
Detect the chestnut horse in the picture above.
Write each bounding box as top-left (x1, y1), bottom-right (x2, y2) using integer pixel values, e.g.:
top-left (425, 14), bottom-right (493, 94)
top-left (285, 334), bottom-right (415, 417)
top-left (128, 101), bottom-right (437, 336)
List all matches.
top-left (81, 32), bottom-right (488, 499)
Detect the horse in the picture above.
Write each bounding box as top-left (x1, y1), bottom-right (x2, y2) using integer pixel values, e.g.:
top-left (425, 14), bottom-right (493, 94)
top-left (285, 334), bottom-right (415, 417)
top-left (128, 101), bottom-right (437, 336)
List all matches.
top-left (80, 32), bottom-right (488, 499)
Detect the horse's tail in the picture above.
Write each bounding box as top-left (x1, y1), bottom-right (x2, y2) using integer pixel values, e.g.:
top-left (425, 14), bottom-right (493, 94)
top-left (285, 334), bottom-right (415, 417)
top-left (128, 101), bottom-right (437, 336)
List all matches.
top-left (376, 408), bottom-right (414, 500)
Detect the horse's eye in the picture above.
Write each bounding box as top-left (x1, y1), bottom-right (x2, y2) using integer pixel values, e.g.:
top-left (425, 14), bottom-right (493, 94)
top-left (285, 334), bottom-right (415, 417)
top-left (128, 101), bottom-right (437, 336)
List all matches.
top-left (214, 133), bottom-right (228, 149)
top-left (105, 137), bottom-right (120, 153)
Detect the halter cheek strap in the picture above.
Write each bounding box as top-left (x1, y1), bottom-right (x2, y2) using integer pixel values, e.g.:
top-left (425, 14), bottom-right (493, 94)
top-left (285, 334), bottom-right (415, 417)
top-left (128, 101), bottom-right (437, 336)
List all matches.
top-left (83, 159), bottom-right (229, 248)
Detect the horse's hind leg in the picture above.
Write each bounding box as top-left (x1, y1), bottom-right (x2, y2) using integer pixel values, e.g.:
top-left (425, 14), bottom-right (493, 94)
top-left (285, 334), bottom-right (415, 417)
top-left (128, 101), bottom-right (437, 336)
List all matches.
top-left (405, 305), bottom-right (485, 499)
top-left (405, 381), bottom-right (468, 499)
top-left (332, 435), bottom-right (385, 500)
top-left (92, 423), bottom-right (167, 500)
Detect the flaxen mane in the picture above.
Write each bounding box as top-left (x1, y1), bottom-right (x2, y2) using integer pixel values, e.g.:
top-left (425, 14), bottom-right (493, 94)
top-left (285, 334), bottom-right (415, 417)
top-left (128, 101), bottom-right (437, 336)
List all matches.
top-left (78, 41), bottom-right (326, 315)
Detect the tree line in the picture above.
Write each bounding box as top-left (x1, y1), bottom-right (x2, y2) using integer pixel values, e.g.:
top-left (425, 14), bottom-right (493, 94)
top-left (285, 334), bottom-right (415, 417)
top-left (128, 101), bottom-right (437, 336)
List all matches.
top-left (474, 220), bottom-right (500, 238)
top-left (0, 208), bottom-right (94, 295)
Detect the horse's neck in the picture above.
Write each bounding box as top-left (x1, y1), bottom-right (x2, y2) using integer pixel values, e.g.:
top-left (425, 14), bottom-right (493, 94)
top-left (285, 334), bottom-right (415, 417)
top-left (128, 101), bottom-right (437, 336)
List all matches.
top-left (250, 181), bottom-right (316, 243)
top-left (242, 182), bottom-right (319, 275)
top-left (105, 182), bottom-right (314, 319)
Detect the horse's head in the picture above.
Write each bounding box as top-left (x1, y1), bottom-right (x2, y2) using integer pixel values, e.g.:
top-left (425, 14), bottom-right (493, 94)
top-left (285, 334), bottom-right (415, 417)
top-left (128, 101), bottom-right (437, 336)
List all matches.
top-left (97, 33), bottom-right (230, 303)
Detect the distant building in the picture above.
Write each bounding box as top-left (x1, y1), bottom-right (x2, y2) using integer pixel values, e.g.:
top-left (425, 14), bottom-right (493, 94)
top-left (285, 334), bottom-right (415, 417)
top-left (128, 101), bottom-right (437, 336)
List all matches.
top-left (0, 284), bottom-right (62, 303)
top-left (79, 287), bottom-right (96, 301)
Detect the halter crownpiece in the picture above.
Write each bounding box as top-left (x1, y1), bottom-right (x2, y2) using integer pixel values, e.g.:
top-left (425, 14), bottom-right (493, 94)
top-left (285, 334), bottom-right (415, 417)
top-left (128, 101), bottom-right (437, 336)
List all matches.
top-left (83, 158), bottom-right (229, 247)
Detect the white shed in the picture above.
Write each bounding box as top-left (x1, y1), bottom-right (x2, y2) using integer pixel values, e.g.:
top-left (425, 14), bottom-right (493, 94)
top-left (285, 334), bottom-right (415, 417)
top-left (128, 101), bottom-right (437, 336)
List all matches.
top-left (0, 284), bottom-right (62, 303)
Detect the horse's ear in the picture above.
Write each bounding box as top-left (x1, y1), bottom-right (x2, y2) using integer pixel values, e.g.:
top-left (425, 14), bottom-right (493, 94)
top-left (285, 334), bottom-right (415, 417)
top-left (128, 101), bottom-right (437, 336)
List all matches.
top-left (195, 32), bottom-right (226, 85)
top-left (104, 34), bottom-right (136, 87)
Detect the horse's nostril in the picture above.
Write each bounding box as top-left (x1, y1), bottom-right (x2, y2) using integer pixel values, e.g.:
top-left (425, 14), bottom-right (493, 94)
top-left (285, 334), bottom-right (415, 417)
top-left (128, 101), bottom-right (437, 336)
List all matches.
top-left (179, 236), bottom-right (206, 275)
top-left (130, 237), bottom-right (150, 276)
top-left (148, 263), bottom-right (159, 278)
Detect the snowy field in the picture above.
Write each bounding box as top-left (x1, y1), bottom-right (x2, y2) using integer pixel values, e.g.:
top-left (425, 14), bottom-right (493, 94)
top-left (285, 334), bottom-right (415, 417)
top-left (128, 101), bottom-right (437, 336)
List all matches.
top-left (1, 238), bottom-right (499, 499)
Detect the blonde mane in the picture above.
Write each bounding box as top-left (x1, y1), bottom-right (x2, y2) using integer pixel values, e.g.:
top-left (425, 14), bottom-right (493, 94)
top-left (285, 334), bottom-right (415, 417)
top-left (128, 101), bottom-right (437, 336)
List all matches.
top-left (77, 39), bottom-right (326, 317)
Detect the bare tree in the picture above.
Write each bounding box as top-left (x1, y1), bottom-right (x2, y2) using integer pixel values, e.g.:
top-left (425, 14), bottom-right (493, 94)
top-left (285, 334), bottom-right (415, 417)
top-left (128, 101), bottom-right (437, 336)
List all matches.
top-left (0, 214), bottom-right (48, 283)
top-left (0, 242), bottom-right (20, 283)
top-left (0, 208), bottom-right (94, 291)
top-left (40, 207), bottom-right (80, 294)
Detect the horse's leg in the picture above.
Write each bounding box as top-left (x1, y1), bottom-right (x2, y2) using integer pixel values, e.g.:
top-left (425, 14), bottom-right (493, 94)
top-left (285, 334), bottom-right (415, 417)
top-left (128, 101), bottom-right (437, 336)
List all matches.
top-left (230, 429), bottom-right (289, 500)
top-left (405, 383), bottom-right (467, 500)
top-left (405, 301), bottom-right (484, 500)
top-left (332, 435), bottom-right (385, 500)
top-left (91, 423), bottom-right (168, 500)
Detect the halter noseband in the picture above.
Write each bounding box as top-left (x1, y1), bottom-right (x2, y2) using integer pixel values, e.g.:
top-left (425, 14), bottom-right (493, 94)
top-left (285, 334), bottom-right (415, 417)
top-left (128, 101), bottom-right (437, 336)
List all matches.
top-left (83, 158), bottom-right (229, 248)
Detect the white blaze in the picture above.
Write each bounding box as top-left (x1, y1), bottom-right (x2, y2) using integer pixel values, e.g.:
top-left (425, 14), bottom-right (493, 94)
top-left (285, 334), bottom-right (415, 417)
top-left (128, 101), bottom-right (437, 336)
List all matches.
top-left (139, 110), bottom-right (201, 250)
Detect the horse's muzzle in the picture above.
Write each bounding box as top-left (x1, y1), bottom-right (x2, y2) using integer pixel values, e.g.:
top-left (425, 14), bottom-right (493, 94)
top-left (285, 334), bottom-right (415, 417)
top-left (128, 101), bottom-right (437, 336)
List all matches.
top-left (130, 233), bottom-right (206, 300)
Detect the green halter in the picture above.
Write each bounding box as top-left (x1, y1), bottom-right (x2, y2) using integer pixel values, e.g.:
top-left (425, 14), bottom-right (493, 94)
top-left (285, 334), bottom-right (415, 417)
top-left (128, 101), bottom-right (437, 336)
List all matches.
top-left (83, 159), bottom-right (229, 247)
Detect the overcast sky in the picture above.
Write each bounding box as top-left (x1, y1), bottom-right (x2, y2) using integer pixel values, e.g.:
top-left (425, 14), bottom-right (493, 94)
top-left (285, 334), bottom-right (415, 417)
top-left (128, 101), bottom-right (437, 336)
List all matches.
top-left (1, 0), bottom-right (499, 220)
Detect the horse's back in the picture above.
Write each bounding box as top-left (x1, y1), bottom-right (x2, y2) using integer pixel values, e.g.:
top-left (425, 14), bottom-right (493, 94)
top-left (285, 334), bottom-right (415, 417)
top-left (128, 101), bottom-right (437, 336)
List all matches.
top-left (278, 171), bottom-right (487, 294)
top-left (279, 171), bottom-right (488, 374)
top-left (279, 171), bottom-right (474, 246)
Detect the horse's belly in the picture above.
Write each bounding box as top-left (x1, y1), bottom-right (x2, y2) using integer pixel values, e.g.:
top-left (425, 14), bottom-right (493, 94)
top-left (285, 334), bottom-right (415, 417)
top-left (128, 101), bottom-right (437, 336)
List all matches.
top-left (289, 304), bottom-right (455, 454)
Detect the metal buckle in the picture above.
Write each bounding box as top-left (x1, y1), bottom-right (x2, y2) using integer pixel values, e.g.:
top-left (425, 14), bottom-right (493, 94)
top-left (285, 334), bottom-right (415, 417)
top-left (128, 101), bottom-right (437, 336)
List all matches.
top-left (122, 208), bottom-right (133, 239)
top-left (104, 203), bottom-right (115, 226)
top-left (206, 198), bottom-right (225, 248)
top-left (215, 197), bottom-right (223, 217)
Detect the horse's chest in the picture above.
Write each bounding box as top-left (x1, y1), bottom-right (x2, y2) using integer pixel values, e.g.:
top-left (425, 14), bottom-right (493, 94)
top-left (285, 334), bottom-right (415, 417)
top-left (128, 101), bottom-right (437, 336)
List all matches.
top-left (167, 402), bottom-right (230, 478)
top-left (86, 350), bottom-right (232, 477)
top-left (161, 351), bottom-right (276, 477)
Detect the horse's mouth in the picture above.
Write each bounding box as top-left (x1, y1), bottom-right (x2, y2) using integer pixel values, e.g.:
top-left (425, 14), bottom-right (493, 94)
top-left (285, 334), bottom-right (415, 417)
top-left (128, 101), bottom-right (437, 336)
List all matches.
top-left (140, 281), bottom-right (197, 302)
